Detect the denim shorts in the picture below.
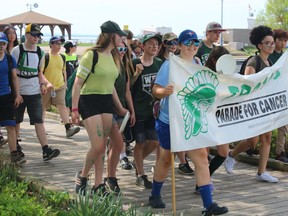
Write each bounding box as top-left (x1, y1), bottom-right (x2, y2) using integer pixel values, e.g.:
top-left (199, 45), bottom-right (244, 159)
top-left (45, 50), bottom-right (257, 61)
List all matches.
top-left (155, 119), bottom-right (170, 150)
top-left (0, 94), bottom-right (16, 127)
top-left (15, 94), bottom-right (43, 125)
top-left (132, 117), bottom-right (158, 144)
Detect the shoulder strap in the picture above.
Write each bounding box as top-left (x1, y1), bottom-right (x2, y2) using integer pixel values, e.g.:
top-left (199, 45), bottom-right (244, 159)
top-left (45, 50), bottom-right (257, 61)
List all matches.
top-left (44, 52), bottom-right (50, 72)
top-left (17, 44), bottom-right (24, 65)
top-left (82, 50), bottom-right (98, 87)
top-left (6, 54), bottom-right (15, 96)
top-left (60, 53), bottom-right (66, 69)
top-left (255, 55), bottom-right (261, 73)
top-left (91, 49), bottom-right (98, 73)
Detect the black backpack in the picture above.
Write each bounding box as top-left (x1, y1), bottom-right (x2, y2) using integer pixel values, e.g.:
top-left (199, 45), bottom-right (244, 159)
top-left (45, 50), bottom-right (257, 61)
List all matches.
top-left (43, 52), bottom-right (66, 73)
top-left (239, 55), bottom-right (273, 75)
top-left (18, 43), bottom-right (42, 71)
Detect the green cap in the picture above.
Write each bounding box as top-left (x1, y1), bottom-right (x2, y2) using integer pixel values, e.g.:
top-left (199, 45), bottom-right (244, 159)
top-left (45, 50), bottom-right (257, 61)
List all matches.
top-left (141, 34), bottom-right (162, 44)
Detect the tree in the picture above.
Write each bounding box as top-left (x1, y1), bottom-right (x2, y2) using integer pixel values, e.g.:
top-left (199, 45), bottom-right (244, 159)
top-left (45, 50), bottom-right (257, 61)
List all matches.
top-left (256, 0), bottom-right (288, 29)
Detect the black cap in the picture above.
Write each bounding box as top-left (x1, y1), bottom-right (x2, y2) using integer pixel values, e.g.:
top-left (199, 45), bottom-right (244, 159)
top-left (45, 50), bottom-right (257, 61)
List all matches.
top-left (100, 20), bottom-right (128, 36)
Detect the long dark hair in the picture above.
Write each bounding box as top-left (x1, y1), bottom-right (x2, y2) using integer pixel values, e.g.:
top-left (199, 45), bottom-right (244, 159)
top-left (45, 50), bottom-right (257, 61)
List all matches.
top-left (4, 25), bottom-right (19, 54)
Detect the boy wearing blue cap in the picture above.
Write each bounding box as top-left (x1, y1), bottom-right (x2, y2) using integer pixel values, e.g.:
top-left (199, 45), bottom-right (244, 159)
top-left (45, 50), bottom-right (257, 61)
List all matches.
top-left (41, 36), bottom-right (80, 138)
top-left (0, 32), bottom-right (25, 164)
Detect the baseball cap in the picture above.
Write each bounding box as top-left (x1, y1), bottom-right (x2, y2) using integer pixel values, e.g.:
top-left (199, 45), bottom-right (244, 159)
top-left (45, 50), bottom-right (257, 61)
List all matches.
top-left (141, 34), bottom-right (162, 44)
top-left (49, 36), bottom-right (65, 44)
top-left (178, 30), bottom-right (199, 44)
top-left (100, 20), bottom-right (128, 36)
top-left (162, 32), bottom-right (178, 42)
top-left (25, 23), bottom-right (43, 36)
top-left (64, 40), bottom-right (77, 49)
top-left (206, 22), bottom-right (226, 32)
top-left (0, 32), bottom-right (8, 43)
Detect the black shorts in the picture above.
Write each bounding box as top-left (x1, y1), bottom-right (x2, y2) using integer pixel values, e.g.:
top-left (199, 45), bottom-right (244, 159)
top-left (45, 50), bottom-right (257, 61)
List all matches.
top-left (15, 94), bottom-right (43, 125)
top-left (79, 94), bottom-right (113, 120)
top-left (132, 117), bottom-right (158, 144)
top-left (0, 94), bottom-right (16, 127)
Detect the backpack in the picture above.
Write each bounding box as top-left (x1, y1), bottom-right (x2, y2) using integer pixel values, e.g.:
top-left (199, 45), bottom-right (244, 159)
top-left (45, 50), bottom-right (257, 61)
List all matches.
top-left (43, 52), bottom-right (66, 73)
top-left (65, 50), bottom-right (98, 108)
top-left (239, 54), bottom-right (273, 75)
top-left (18, 43), bottom-right (42, 71)
top-left (6, 53), bottom-right (15, 97)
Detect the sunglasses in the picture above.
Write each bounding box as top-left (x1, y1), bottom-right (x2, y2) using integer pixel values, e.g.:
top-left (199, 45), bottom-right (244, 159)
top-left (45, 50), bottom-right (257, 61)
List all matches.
top-left (30, 33), bottom-right (41, 38)
top-left (117, 47), bottom-right (127, 53)
top-left (183, 40), bottom-right (200, 47)
top-left (165, 40), bottom-right (178, 46)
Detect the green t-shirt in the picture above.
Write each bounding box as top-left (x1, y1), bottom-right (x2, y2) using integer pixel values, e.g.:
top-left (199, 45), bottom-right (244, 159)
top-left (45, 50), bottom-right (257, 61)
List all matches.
top-left (132, 57), bottom-right (163, 120)
top-left (196, 41), bottom-right (214, 65)
top-left (114, 64), bottom-right (127, 109)
top-left (269, 51), bottom-right (283, 64)
top-left (77, 51), bottom-right (118, 95)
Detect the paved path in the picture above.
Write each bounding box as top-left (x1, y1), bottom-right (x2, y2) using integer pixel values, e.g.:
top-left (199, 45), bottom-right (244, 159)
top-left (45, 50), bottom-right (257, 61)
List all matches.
top-left (1, 113), bottom-right (288, 216)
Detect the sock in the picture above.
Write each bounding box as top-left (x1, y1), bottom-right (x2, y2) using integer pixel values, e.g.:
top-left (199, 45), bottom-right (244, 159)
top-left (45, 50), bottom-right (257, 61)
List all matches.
top-left (65, 123), bottom-right (71, 131)
top-left (42, 145), bottom-right (49, 152)
top-left (119, 152), bottom-right (127, 160)
top-left (199, 184), bottom-right (213, 208)
top-left (151, 179), bottom-right (164, 197)
top-left (209, 154), bottom-right (226, 176)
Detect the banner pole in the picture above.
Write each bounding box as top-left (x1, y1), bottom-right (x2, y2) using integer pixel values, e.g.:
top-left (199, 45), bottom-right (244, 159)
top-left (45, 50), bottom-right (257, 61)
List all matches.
top-left (171, 152), bottom-right (176, 215)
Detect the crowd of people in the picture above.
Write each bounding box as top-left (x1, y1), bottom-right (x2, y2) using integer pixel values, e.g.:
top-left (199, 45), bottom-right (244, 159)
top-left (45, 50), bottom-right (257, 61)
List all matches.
top-left (1, 20), bottom-right (288, 215)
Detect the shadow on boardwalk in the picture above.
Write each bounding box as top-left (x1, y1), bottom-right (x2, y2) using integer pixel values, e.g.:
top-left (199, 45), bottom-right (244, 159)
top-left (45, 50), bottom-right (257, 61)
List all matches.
top-left (1, 113), bottom-right (288, 216)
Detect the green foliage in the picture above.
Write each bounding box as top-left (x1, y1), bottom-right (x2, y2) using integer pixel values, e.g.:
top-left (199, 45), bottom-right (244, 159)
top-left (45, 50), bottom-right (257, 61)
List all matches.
top-left (256, 0), bottom-right (288, 29)
top-left (71, 191), bottom-right (152, 216)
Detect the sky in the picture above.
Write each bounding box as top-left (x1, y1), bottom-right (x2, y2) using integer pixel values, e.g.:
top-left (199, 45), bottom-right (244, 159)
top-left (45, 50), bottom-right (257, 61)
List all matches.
top-left (1, 0), bottom-right (268, 37)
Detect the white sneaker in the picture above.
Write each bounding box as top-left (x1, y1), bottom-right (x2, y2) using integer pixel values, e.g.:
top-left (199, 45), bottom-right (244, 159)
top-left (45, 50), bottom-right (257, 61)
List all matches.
top-left (224, 154), bottom-right (235, 174)
top-left (256, 172), bottom-right (278, 183)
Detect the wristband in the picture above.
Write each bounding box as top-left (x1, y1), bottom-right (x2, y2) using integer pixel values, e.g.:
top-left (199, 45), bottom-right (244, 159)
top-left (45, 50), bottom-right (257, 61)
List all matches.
top-left (71, 108), bottom-right (79, 112)
top-left (40, 82), bottom-right (46, 87)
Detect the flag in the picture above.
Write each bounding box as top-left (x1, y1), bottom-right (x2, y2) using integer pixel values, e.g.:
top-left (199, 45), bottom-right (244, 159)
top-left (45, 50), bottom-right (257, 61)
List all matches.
top-left (169, 52), bottom-right (288, 152)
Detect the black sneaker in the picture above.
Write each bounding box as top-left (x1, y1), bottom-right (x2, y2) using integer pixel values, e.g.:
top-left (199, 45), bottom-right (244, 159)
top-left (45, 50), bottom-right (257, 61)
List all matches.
top-left (178, 163), bottom-right (194, 175)
top-left (16, 142), bottom-right (25, 158)
top-left (91, 183), bottom-right (109, 197)
top-left (0, 136), bottom-right (8, 147)
top-left (43, 147), bottom-right (60, 161)
top-left (105, 177), bottom-right (121, 195)
top-left (275, 152), bottom-right (288, 163)
top-left (75, 171), bottom-right (88, 195)
top-left (149, 195), bottom-right (166, 208)
top-left (120, 157), bottom-right (133, 170)
top-left (10, 151), bottom-right (26, 165)
top-left (246, 147), bottom-right (259, 156)
top-left (136, 175), bottom-right (152, 189)
top-left (202, 202), bottom-right (228, 216)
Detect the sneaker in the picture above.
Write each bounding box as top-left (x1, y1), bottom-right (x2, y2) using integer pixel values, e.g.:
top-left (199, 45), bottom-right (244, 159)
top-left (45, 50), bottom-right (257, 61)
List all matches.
top-left (178, 163), bottom-right (194, 175)
top-left (0, 136), bottom-right (8, 147)
top-left (16, 142), bottom-right (25, 158)
top-left (105, 177), bottom-right (121, 195)
top-left (43, 147), bottom-right (60, 161)
top-left (91, 183), bottom-right (109, 197)
top-left (119, 157), bottom-right (133, 170)
top-left (66, 126), bottom-right (80, 138)
top-left (194, 183), bottom-right (214, 195)
top-left (149, 195), bottom-right (166, 208)
top-left (256, 172), bottom-right (278, 183)
top-left (275, 152), bottom-right (288, 163)
top-left (224, 153), bottom-right (235, 174)
top-left (202, 202), bottom-right (228, 216)
top-left (136, 175), bottom-right (152, 189)
top-left (246, 148), bottom-right (259, 156)
top-left (75, 171), bottom-right (88, 195)
top-left (10, 151), bottom-right (26, 165)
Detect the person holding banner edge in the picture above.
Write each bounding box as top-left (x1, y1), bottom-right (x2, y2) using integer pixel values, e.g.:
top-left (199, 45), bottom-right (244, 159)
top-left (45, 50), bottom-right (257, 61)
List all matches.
top-left (149, 29), bottom-right (228, 215)
top-left (224, 25), bottom-right (278, 183)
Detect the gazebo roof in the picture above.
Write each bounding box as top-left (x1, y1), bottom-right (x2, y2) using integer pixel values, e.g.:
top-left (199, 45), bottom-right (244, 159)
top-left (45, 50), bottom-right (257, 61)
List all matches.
top-left (0, 11), bottom-right (72, 39)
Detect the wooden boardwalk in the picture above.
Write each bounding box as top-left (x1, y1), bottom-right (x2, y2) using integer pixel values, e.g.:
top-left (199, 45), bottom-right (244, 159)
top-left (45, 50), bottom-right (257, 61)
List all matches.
top-left (2, 114), bottom-right (288, 216)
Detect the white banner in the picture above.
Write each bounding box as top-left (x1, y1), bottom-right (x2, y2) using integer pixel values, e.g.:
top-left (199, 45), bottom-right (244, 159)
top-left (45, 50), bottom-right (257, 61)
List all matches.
top-left (169, 52), bottom-right (288, 152)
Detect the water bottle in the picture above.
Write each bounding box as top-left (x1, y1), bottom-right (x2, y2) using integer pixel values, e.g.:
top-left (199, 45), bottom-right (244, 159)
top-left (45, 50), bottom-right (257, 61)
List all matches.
top-left (51, 89), bottom-right (56, 98)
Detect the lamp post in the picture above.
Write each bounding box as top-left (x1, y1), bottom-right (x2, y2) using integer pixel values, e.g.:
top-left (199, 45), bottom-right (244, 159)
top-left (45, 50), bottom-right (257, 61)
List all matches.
top-left (220, 0), bottom-right (224, 46)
